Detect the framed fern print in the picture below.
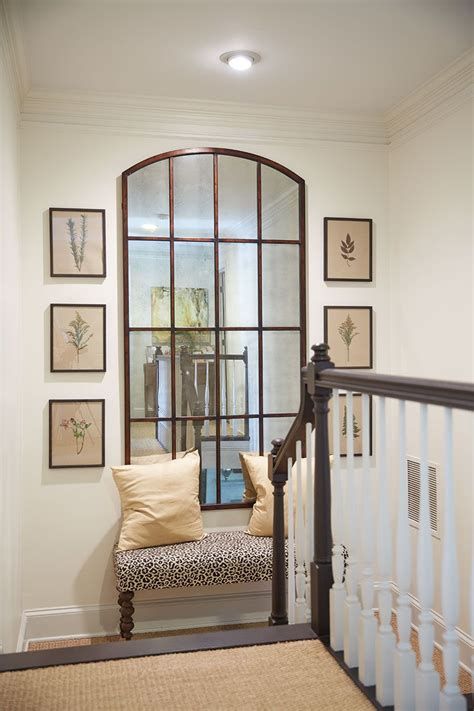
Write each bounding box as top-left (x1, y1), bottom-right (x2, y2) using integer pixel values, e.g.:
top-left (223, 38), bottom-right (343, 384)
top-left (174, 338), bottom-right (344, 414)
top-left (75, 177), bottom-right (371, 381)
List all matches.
top-left (50, 304), bottom-right (106, 372)
top-left (328, 393), bottom-right (373, 457)
top-left (49, 208), bottom-right (106, 277)
top-left (324, 217), bottom-right (372, 282)
top-left (324, 306), bottom-right (373, 368)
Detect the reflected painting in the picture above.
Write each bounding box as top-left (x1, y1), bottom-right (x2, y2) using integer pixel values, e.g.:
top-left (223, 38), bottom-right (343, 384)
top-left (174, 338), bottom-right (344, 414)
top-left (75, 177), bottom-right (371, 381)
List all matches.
top-left (151, 287), bottom-right (210, 349)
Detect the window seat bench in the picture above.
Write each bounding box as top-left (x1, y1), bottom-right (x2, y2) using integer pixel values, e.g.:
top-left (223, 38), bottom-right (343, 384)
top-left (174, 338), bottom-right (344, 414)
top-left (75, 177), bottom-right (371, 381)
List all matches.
top-left (114, 530), bottom-right (283, 639)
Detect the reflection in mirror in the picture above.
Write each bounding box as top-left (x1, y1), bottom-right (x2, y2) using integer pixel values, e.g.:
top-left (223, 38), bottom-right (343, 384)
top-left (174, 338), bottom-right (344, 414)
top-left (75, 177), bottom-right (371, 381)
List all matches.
top-left (263, 331), bottom-right (300, 413)
top-left (129, 241), bottom-right (170, 328)
top-left (261, 164), bottom-right (299, 241)
top-left (128, 160), bottom-right (170, 237)
top-left (174, 242), bottom-right (215, 328)
top-left (174, 154), bottom-right (214, 238)
top-left (130, 421), bottom-right (171, 459)
top-left (176, 420), bottom-right (217, 505)
top-left (219, 243), bottom-right (258, 327)
top-left (129, 331), bottom-right (171, 419)
top-left (218, 156), bottom-right (257, 238)
top-left (263, 416), bottom-right (295, 452)
top-left (220, 331), bottom-right (258, 416)
top-left (220, 418), bottom-right (259, 504)
top-left (262, 244), bottom-right (300, 327)
top-left (176, 332), bottom-right (216, 417)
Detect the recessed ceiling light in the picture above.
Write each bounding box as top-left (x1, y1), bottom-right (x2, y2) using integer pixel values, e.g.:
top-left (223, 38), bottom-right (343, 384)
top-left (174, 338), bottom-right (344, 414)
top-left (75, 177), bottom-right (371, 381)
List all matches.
top-left (220, 51), bottom-right (261, 72)
top-left (141, 223), bottom-right (158, 232)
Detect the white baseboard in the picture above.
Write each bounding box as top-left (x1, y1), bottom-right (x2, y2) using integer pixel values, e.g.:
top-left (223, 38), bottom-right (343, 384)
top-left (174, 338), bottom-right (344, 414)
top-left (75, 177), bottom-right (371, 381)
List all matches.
top-left (18, 582), bottom-right (272, 652)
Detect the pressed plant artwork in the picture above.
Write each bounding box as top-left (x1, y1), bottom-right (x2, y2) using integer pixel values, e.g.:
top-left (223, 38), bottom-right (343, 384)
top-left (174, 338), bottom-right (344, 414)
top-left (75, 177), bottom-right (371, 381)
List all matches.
top-left (342, 406), bottom-right (361, 439)
top-left (50, 208), bottom-right (106, 277)
top-left (324, 217), bottom-right (372, 281)
top-left (49, 400), bottom-right (104, 468)
top-left (324, 306), bottom-right (373, 368)
top-left (50, 304), bottom-right (105, 372)
top-left (329, 393), bottom-right (372, 457)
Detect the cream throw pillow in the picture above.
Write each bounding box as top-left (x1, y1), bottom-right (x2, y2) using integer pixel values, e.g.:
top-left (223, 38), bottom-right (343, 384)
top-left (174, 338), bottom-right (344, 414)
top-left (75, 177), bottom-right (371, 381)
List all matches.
top-left (112, 450), bottom-right (205, 551)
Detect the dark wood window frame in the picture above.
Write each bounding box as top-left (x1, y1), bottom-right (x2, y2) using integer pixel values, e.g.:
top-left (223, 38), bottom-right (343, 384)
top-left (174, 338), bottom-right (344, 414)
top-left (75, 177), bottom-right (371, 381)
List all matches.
top-left (122, 147), bottom-right (306, 510)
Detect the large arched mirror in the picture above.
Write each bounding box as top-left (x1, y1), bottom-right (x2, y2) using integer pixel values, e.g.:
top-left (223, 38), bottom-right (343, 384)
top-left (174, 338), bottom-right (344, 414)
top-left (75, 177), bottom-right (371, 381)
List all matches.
top-left (122, 148), bottom-right (306, 508)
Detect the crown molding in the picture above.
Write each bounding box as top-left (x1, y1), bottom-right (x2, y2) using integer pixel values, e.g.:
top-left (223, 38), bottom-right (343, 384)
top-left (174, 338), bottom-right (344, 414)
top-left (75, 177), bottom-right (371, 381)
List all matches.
top-left (0, 0), bottom-right (29, 112)
top-left (20, 89), bottom-right (388, 146)
top-left (386, 48), bottom-right (473, 146)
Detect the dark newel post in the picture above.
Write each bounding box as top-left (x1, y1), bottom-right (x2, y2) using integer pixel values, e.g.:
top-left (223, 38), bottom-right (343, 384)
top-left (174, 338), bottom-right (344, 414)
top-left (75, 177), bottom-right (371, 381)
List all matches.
top-left (269, 437), bottom-right (288, 626)
top-left (307, 343), bottom-right (334, 638)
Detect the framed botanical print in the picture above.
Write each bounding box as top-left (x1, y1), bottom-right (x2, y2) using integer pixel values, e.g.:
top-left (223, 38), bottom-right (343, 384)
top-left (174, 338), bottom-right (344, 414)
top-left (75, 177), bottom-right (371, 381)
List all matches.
top-left (49, 399), bottom-right (105, 468)
top-left (49, 208), bottom-right (106, 277)
top-left (324, 217), bottom-right (372, 282)
top-left (324, 305), bottom-right (373, 368)
top-left (329, 393), bottom-right (372, 457)
top-left (50, 304), bottom-right (106, 372)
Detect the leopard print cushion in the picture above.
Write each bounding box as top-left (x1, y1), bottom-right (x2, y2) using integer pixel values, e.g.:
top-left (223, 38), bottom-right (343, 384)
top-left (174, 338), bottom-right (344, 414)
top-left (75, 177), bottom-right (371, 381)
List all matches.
top-left (113, 530), bottom-right (284, 593)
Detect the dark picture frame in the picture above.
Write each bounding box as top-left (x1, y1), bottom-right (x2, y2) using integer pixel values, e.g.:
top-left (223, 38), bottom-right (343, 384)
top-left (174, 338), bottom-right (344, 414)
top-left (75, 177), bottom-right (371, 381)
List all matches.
top-left (49, 399), bottom-right (105, 469)
top-left (49, 208), bottom-right (106, 278)
top-left (324, 217), bottom-right (372, 282)
top-left (329, 393), bottom-right (373, 457)
top-left (50, 304), bottom-right (106, 373)
top-left (324, 305), bottom-right (373, 369)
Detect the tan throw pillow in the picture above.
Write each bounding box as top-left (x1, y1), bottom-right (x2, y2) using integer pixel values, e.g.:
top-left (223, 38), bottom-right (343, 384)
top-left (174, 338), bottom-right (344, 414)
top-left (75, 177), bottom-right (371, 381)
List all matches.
top-left (130, 447), bottom-right (195, 465)
top-left (112, 450), bottom-right (204, 551)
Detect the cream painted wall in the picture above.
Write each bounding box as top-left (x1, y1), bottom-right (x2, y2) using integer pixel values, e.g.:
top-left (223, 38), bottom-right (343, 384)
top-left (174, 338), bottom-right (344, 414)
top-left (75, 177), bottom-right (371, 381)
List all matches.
top-left (19, 123), bottom-right (389, 624)
top-left (388, 100), bottom-right (473, 637)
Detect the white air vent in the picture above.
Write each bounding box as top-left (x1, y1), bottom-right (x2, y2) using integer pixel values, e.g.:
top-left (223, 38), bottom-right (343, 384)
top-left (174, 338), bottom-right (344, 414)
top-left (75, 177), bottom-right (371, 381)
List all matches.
top-left (407, 457), bottom-right (439, 538)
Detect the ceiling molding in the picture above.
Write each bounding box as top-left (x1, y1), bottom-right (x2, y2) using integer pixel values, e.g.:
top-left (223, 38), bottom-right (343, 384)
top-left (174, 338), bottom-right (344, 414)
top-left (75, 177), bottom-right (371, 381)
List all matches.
top-left (0, 0), bottom-right (29, 111)
top-left (386, 49), bottom-right (473, 146)
top-left (20, 89), bottom-right (388, 146)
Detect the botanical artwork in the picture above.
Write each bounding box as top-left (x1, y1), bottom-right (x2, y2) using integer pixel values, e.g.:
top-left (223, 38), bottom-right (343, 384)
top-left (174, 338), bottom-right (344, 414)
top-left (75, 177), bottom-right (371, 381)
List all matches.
top-left (329, 394), bottom-right (372, 457)
top-left (151, 287), bottom-right (210, 350)
top-left (49, 400), bottom-right (104, 468)
top-left (324, 306), bottom-right (372, 368)
top-left (324, 218), bottom-right (372, 281)
top-left (50, 304), bottom-right (105, 372)
top-left (50, 208), bottom-right (106, 277)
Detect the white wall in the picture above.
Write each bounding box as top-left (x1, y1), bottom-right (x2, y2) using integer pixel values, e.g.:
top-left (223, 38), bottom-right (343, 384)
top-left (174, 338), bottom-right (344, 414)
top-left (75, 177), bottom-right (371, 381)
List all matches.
top-left (388, 100), bottom-right (473, 640)
top-left (19, 121), bottom-right (389, 639)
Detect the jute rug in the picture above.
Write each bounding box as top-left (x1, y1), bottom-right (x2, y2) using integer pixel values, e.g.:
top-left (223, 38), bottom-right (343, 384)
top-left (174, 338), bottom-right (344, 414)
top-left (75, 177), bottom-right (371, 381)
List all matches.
top-left (0, 639), bottom-right (373, 711)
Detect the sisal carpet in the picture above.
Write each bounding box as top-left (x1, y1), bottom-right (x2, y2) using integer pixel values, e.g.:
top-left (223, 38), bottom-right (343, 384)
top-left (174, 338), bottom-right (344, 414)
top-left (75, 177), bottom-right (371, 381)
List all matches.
top-left (0, 639), bottom-right (373, 711)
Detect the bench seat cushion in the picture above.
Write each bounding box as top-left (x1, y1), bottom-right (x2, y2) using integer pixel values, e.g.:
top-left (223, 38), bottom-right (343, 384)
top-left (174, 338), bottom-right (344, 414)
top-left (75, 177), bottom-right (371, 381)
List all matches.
top-left (114, 530), bottom-right (282, 593)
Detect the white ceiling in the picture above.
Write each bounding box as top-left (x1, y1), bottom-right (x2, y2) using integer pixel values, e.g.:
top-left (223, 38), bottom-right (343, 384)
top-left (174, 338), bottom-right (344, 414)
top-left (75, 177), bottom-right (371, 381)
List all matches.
top-left (12, 0), bottom-right (474, 113)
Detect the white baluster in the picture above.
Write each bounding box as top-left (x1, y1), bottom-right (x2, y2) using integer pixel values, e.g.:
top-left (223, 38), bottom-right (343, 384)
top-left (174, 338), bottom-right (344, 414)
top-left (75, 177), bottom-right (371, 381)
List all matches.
top-left (295, 440), bottom-right (306, 622)
top-left (358, 393), bottom-right (377, 687)
top-left (204, 361), bottom-right (210, 436)
top-left (375, 396), bottom-right (396, 706)
top-left (330, 388), bottom-right (345, 652)
top-left (232, 360), bottom-right (238, 436)
top-left (439, 408), bottom-right (466, 710)
top-left (394, 400), bottom-right (416, 711)
top-left (344, 391), bottom-right (361, 668)
top-left (304, 421), bottom-right (313, 621)
top-left (287, 456), bottom-right (296, 625)
top-left (415, 403), bottom-right (440, 710)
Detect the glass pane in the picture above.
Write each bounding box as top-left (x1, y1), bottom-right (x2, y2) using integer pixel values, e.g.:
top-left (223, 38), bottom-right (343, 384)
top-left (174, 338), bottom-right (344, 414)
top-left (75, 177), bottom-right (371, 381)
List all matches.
top-left (261, 165), bottom-right (299, 241)
top-left (129, 241), bottom-right (170, 328)
top-left (262, 244), bottom-right (300, 327)
top-left (263, 417), bottom-right (295, 453)
top-left (176, 420), bottom-right (216, 505)
top-left (128, 161), bottom-right (169, 237)
top-left (263, 332), bottom-right (300, 413)
top-left (174, 154), bottom-right (214, 238)
top-left (174, 242), bottom-right (215, 328)
top-left (130, 421), bottom-right (171, 460)
top-left (130, 331), bottom-right (171, 418)
top-left (218, 156), bottom-right (257, 238)
top-left (176, 333), bottom-right (216, 417)
top-left (219, 331), bottom-right (258, 416)
top-left (219, 243), bottom-right (258, 327)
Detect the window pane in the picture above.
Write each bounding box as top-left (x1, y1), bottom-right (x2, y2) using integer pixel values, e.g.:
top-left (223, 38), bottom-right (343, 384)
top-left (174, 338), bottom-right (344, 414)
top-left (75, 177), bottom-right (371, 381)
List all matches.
top-left (129, 241), bottom-right (170, 328)
top-left (128, 161), bottom-right (169, 237)
top-left (176, 420), bottom-right (216, 505)
top-left (263, 417), bottom-right (295, 453)
top-left (219, 243), bottom-right (258, 327)
top-left (261, 165), bottom-right (299, 241)
top-left (263, 332), bottom-right (300, 413)
top-left (218, 156), bottom-right (257, 238)
top-left (130, 331), bottom-right (171, 418)
top-left (130, 421), bottom-right (171, 460)
top-left (262, 244), bottom-right (300, 327)
top-left (219, 331), bottom-right (258, 416)
top-left (176, 333), bottom-right (216, 417)
top-left (174, 154), bottom-right (214, 238)
top-left (174, 242), bottom-right (215, 328)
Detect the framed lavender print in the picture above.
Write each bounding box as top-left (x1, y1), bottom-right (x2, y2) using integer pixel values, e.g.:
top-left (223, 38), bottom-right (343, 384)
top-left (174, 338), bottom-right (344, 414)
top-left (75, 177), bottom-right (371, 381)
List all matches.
top-left (324, 217), bottom-right (372, 282)
top-left (49, 208), bottom-right (106, 277)
top-left (50, 304), bottom-right (106, 372)
top-left (49, 399), bottom-right (105, 468)
top-left (324, 306), bottom-right (373, 368)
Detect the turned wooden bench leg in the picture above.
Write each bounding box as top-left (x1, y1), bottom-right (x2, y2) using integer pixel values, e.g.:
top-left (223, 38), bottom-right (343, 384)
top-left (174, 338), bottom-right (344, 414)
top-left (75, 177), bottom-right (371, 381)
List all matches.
top-left (118, 590), bottom-right (135, 640)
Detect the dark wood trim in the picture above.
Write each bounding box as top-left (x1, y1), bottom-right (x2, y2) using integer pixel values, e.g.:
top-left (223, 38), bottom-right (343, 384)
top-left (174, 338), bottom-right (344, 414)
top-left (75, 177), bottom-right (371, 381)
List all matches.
top-left (213, 153), bottom-right (221, 503)
top-left (169, 157), bottom-right (177, 458)
top-left (323, 217), bottom-right (373, 283)
top-left (129, 326), bottom-right (301, 332)
top-left (323, 305), bottom-right (373, 369)
top-left (299, 182), bottom-right (307, 363)
top-left (49, 207), bottom-right (106, 278)
top-left (49, 399), bottom-right (105, 469)
top-left (319, 368), bottom-right (474, 412)
top-left (122, 176), bottom-right (130, 463)
top-left (257, 162), bottom-right (264, 454)
top-left (127, 235), bottom-right (301, 245)
top-left (50, 304), bottom-right (106, 373)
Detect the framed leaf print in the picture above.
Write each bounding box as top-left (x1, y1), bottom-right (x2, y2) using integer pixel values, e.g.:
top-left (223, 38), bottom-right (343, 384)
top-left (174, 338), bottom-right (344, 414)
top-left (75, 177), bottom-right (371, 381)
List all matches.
top-left (49, 208), bottom-right (106, 277)
top-left (324, 306), bottom-right (373, 368)
top-left (329, 393), bottom-right (372, 457)
top-left (49, 399), bottom-right (105, 468)
top-left (50, 304), bottom-right (106, 372)
top-left (324, 217), bottom-right (372, 282)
